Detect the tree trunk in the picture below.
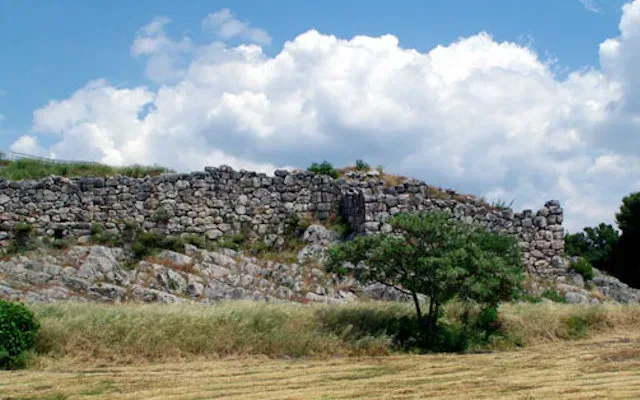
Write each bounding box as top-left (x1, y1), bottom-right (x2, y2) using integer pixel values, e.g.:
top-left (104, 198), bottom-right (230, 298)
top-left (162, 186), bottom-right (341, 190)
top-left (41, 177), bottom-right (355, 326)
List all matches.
top-left (411, 291), bottom-right (426, 329)
top-left (426, 296), bottom-right (436, 334)
top-left (431, 301), bottom-right (440, 334)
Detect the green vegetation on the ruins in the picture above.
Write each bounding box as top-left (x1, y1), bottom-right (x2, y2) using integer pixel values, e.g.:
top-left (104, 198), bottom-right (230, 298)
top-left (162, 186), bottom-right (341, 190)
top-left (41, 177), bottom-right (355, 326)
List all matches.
top-left (541, 289), bottom-right (568, 304)
top-left (89, 222), bottom-right (210, 260)
top-left (490, 198), bottom-right (515, 211)
top-left (0, 300), bottom-right (40, 369)
top-left (0, 157), bottom-right (171, 181)
top-left (307, 160), bottom-right (340, 179)
top-left (327, 211), bottom-right (524, 349)
top-left (569, 257), bottom-right (595, 281)
top-left (355, 159), bottom-right (370, 171)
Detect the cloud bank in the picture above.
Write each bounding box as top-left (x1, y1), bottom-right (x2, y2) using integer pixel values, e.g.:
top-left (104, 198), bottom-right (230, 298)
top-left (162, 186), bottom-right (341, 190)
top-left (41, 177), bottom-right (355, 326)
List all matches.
top-left (14, 2), bottom-right (640, 232)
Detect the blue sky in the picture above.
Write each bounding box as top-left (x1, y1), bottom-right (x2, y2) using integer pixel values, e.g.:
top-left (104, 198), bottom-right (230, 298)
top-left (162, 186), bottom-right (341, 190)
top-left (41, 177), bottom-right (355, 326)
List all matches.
top-left (0, 0), bottom-right (628, 147)
top-left (0, 0), bottom-right (639, 231)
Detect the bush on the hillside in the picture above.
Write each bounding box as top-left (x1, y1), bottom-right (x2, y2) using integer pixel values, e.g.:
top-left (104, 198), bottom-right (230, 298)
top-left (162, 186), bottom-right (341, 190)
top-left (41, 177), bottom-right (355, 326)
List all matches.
top-left (0, 300), bottom-right (40, 369)
top-left (355, 159), bottom-right (370, 171)
top-left (152, 208), bottom-right (171, 223)
top-left (284, 213), bottom-right (311, 239)
top-left (327, 211), bottom-right (523, 347)
top-left (217, 232), bottom-right (246, 251)
top-left (541, 289), bottom-right (567, 303)
top-left (329, 215), bottom-right (353, 238)
top-left (570, 257), bottom-right (595, 281)
top-left (131, 231), bottom-right (187, 258)
top-left (90, 222), bottom-right (210, 258)
top-left (90, 223), bottom-right (122, 247)
top-left (307, 161), bottom-right (339, 179)
top-left (6, 223), bottom-right (35, 254)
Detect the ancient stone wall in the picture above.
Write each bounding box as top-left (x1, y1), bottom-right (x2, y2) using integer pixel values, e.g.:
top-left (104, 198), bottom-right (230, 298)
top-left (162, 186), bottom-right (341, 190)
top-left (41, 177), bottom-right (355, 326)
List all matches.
top-left (0, 166), bottom-right (565, 276)
top-left (340, 172), bottom-right (565, 276)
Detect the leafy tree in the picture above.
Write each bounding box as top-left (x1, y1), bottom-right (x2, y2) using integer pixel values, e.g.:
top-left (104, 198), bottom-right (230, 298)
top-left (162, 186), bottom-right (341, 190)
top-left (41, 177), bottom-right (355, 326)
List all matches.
top-left (326, 212), bottom-right (523, 335)
top-left (564, 223), bottom-right (619, 270)
top-left (616, 192), bottom-right (640, 238)
top-left (612, 192), bottom-right (640, 287)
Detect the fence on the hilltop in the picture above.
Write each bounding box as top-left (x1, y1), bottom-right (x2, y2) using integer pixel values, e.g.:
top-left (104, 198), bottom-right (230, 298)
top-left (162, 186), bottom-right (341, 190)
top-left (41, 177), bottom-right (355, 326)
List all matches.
top-left (6, 152), bottom-right (99, 165)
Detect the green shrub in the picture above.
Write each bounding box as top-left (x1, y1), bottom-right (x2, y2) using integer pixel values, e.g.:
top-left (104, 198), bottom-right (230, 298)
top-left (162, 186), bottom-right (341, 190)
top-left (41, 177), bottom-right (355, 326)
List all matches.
top-left (217, 233), bottom-right (246, 251)
top-left (570, 257), bottom-right (595, 281)
top-left (153, 208), bottom-right (171, 223)
top-left (330, 215), bottom-right (353, 238)
top-left (284, 213), bottom-right (311, 239)
top-left (90, 223), bottom-right (121, 247)
top-left (355, 159), bottom-right (370, 171)
top-left (541, 289), bottom-right (567, 303)
top-left (7, 223), bottom-right (35, 254)
top-left (307, 161), bottom-right (339, 179)
top-left (182, 234), bottom-right (208, 250)
top-left (0, 300), bottom-right (40, 369)
top-left (47, 236), bottom-right (76, 250)
top-left (131, 231), bottom-right (180, 258)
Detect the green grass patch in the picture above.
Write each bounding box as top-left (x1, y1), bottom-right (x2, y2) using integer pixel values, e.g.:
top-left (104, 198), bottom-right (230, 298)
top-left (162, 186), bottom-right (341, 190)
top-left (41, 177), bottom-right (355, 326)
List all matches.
top-left (0, 159), bottom-right (171, 181)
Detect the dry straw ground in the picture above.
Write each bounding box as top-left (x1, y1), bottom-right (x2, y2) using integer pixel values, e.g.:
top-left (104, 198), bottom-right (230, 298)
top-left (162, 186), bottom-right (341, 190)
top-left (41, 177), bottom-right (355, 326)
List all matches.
top-left (2, 330), bottom-right (640, 399)
top-left (2, 302), bottom-right (640, 399)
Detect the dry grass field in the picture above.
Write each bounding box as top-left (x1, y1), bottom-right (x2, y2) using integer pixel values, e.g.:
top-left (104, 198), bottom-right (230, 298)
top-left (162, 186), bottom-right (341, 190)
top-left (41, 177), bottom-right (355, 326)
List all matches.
top-left (2, 329), bottom-right (640, 400)
top-left (2, 302), bottom-right (640, 399)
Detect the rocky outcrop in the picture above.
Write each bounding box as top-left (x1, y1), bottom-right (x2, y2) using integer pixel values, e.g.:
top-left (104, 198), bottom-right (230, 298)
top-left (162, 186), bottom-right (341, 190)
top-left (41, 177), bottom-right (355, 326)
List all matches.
top-left (0, 243), bottom-right (364, 305)
top-left (0, 165), bottom-right (566, 277)
top-left (297, 225), bottom-right (340, 263)
top-left (591, 268), bottom-right (640, 303)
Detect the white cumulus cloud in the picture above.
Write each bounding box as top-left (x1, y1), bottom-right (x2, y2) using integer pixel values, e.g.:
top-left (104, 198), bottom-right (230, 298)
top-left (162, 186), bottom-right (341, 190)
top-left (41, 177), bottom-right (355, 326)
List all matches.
top-left (13, 2), bottom-right (640, 232)
top-left (580, 0), bottom-right (602, 13)
top-left (202, 9), bottom-right (272, 46)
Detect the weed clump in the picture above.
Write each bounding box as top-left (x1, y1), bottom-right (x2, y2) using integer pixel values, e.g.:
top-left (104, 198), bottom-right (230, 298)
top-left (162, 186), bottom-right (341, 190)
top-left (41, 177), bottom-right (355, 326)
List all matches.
top-left (308, 161), bottom-right (339, 179)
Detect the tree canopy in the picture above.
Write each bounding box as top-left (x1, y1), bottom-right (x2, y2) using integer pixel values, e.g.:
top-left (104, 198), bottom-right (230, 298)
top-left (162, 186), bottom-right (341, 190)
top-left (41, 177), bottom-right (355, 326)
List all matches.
top-left (566, 192), bottom-right (640, 288)
top-left (565, 223), bottom-right (620, 270)
top-left (326, 211), bottom-right (523, 334)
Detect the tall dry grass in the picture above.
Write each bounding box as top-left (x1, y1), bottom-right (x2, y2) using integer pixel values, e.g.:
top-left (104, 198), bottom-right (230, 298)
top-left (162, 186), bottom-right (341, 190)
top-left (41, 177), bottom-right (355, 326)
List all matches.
top-left (27, 301), bottom-right (640, 367)
top-left (32, 302), bottom-right (407, 365)
top-left (498, 302), bottom-right (640, 345)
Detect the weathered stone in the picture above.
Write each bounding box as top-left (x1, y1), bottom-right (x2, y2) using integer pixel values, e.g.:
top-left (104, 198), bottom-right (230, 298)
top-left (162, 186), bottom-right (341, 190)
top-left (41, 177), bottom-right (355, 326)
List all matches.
top-left (565, 292), bottom-right (588, 304)
top-left (89, 283), bottom-right (126, 302)
top-left (156, 250), bottom-right (193, 267)
top-left (302, 225), bottom-right (339, 246)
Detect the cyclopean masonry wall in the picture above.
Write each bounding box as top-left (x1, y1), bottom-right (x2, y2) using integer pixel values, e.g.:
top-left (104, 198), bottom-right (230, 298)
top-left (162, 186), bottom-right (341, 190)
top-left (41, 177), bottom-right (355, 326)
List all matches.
top-left (0, 166), bottom-right (565, 277)
top-left (339, 172), bottom-right (566, 277)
